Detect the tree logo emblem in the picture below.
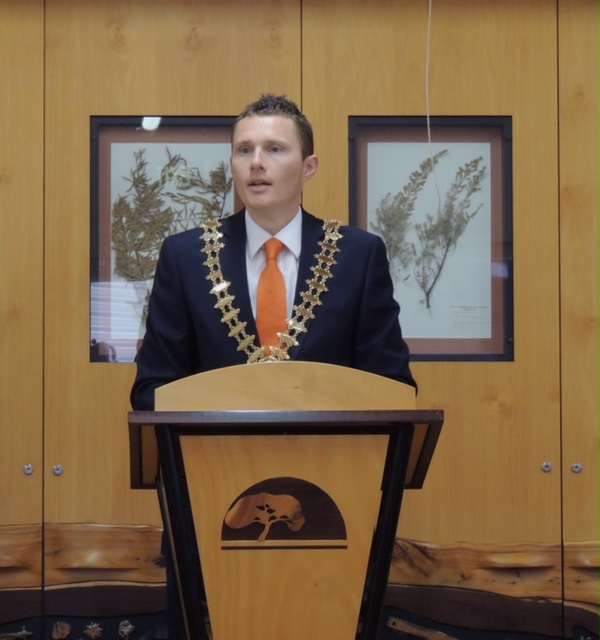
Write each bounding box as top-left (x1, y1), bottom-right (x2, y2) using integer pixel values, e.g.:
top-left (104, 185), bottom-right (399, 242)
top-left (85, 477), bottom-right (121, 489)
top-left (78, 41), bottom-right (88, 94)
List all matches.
top-left (221, 477), bottom-right (347, 550)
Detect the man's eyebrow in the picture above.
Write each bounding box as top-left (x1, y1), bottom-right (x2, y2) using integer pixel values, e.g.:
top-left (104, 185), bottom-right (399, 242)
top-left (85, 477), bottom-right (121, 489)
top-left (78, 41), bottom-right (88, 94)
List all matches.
top-left (234, 137), bottom-right (287, 147)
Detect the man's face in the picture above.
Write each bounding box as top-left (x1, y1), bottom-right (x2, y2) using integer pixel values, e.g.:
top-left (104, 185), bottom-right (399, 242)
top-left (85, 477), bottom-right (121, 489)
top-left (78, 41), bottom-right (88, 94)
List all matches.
top-left (231, 115), bottom-right (318, 223)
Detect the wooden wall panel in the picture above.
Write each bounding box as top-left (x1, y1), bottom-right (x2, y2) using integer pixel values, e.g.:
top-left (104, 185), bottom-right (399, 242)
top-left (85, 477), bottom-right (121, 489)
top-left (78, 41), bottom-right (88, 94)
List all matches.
top-left (0, 1), bottom-right (44, 526)
top-left (302, 0), bottom-right (562, 546)
top-left (559, 0), bottom-right (599, 545)
top-left (44, 0), bottom-right (301, 527)
top-left (0, 0), bottom-right (44, 619)
top-left (558, 0), bottom-right (599, 625)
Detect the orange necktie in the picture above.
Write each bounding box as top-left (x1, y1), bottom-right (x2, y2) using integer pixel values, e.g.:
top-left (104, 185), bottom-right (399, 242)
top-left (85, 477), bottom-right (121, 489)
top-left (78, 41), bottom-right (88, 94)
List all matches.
top-left (256, 238), bottom-right (287, 354)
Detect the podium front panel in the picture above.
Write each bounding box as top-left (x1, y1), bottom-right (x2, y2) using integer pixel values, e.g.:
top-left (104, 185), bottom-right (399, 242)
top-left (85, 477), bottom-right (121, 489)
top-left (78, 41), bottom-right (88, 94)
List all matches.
top-left (180, 433), bottom-right (389, 640)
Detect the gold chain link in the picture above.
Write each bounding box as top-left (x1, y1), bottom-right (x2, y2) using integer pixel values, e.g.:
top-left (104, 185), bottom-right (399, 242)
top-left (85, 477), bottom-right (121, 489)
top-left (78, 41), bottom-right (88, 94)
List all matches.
top-left (200, 218), bottom-right (342, 363)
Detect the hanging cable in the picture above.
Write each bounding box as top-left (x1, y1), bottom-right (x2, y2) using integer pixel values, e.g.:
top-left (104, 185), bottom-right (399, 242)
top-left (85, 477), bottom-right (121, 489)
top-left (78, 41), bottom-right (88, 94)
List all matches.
top-left (425, 0), bottom-right (443, 213)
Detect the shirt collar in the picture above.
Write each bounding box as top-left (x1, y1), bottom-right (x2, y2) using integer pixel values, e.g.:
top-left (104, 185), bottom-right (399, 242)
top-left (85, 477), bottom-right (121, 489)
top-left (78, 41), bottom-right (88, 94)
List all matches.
top-left (245, 208), bottom-right (302, 259)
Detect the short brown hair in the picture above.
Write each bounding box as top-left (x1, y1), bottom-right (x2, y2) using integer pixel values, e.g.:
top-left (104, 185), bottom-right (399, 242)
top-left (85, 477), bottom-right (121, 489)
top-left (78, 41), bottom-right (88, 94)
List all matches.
top-left (233, 94), bottom-right (314, 159)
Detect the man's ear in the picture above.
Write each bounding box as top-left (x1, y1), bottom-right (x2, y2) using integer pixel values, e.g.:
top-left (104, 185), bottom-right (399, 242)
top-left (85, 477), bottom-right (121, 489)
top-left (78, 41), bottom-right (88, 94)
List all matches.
top-left (303, 154), bottom-right (319, 183)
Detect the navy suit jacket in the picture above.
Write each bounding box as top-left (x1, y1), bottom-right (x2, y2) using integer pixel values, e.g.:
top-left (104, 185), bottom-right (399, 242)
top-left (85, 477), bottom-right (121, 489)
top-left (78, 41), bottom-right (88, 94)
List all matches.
top-left (131, 209), bottom-right (416, 410)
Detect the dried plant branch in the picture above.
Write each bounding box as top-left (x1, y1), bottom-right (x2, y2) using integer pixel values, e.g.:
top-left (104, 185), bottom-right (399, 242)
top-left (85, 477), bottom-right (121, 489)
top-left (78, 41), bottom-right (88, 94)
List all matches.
top-left (111, 146), bottom-right (233, 323)
top-left (161, 149), bottom-right (233, 229)
top-left (413, 156), bottom-right (486, 309)
top-left (112, 149), bottom-right (173, 283)
top-left (372, 150), bottom-right (486, 310)
top-left (371, 151), bottom-right (447, 280)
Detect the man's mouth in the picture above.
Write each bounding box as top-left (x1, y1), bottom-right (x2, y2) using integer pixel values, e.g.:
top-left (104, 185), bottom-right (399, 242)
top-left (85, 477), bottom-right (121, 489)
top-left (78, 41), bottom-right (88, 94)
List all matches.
top-left (249, 180), bottom-right (271, 187)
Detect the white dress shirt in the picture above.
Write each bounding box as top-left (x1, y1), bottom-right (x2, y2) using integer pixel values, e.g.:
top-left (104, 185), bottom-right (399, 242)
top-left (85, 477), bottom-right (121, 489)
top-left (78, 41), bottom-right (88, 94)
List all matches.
top-left (245, 209), bottom-right (302, 319)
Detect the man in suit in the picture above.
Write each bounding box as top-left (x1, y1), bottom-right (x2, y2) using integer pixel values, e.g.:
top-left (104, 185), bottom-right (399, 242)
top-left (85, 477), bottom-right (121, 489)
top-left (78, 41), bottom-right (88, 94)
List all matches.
top-left (131, 94), bottom-right (415, 411)
top-left (130, 93), bottom-right (416, 637)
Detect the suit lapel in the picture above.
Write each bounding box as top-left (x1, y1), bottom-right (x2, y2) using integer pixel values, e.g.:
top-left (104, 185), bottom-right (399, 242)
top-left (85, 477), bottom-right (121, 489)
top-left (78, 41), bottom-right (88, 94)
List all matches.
top-left (291, 210), bottom-right (326, 358)
top-left (219, 212), bottom-right (257, 335)
top-left (295, 210), bottom-right (324, 305)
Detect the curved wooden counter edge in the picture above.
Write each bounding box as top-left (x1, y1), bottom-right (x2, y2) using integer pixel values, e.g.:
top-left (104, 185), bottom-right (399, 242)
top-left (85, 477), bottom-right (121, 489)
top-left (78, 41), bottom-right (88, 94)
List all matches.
top-left (155, 361), bottom-right (417, 411)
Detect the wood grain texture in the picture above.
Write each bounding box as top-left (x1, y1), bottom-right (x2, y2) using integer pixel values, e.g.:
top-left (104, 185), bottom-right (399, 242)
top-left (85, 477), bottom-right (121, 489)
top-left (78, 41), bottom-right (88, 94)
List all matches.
top-left (0, 525), bottom-right (42, 590)
top-left (557, 2), bottom-right (599, 626)
top-left (156, 361), bottom-right (416, 411)
top-left (387, 537), bottom-right (598, 635)
top-left (182, 433), bottom-right (388, 640)
top-left (44, 522), bottom-right (164, 586)
top-left (389, 538), bottom-right (562, 600)
top-left (43, 0), bottom-right (302, 526)
top-left (385, 585), bottom-right (565, 637)
top-left (303, 0), bottom-right (563, 547)
top-left (389, 537), bottom-right (598, 605)
top-left (558, 0), bottom-right (599, 544)
top-left (0, 0), bottom-right (44, 526)
top-left (563, 540), bottom-right (600, 606)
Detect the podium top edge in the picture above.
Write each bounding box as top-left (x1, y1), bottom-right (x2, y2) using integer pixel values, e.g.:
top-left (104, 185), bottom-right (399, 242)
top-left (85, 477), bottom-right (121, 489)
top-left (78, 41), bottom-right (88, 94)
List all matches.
top-left (128, 408), bottom-right (444, 426)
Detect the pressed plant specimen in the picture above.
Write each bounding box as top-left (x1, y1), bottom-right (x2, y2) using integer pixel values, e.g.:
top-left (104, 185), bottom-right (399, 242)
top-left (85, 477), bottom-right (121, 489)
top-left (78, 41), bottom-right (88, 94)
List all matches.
top-left (372, 150), bottom-right (486, 310)
top-left (111, 146), bottom-right (233, 322)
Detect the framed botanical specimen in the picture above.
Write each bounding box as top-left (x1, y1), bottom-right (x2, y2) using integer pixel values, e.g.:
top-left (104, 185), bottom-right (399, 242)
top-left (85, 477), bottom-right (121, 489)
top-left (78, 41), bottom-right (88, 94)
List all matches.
top-left (90, 116), bottom-right (236, 363)
top-left (349, 116), bottom-right (514, 361)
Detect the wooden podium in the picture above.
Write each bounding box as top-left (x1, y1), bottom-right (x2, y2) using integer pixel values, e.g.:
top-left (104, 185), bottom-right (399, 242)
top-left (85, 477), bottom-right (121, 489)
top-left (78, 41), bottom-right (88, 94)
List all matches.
top-left (128, 362), bottom-right (443, 640)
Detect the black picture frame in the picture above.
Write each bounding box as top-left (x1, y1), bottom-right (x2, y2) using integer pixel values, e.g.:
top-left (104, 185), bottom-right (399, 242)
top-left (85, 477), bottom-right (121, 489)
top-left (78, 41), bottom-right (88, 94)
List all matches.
top-left (90, 115), bottom-right (237, 363)
top-left (349, 116), bottom-right (514, 361)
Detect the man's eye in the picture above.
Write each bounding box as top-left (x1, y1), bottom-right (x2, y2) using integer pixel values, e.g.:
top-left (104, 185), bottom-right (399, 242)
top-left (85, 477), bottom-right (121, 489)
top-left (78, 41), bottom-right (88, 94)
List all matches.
top-left (270, 146), bottom-right (282, 153)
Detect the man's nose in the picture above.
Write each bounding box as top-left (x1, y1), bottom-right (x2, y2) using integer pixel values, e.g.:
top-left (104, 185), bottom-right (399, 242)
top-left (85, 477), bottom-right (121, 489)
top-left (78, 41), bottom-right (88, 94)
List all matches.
top-left (250, 148), bottom-right (265, 168)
